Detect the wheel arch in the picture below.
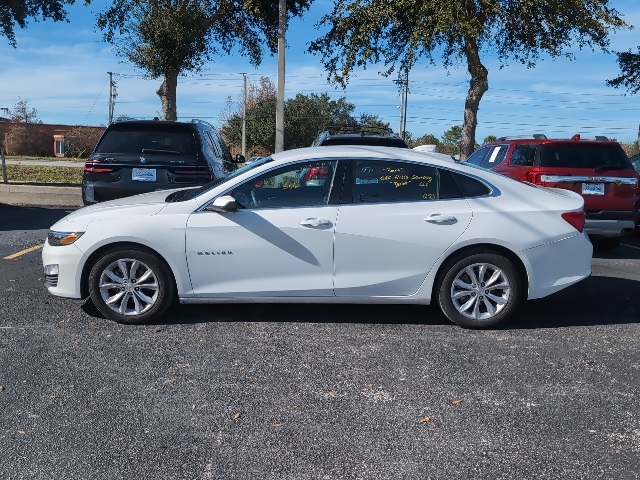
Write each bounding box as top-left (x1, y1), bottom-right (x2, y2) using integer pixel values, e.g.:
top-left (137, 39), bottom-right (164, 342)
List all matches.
top-left (80, 241), bottom-right (178, 299)
top-left (430, 243), bottom-right (529, 303)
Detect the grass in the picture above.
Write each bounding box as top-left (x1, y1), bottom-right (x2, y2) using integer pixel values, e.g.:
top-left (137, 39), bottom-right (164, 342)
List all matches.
top-left (4, 165), bottom-right (83, 184)
top-left (3, 154), bottom-right (85, 163)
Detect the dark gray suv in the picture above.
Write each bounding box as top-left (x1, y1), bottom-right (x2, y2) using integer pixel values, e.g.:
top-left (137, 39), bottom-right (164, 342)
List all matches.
top-left (82, 119), bottom-right (239, 205)
top-left (311, 125), bottom-right (408, 148)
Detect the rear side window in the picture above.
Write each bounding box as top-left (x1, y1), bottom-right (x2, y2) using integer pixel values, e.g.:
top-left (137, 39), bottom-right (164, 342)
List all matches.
top-left (538, 143), bottom-right (632, 169)
top-left (510, 144), bottom-right (537, 167)
top-left (205, 131), bottom-right (223, 158)
top-left (321, 137), bottom-right (408, 148)
top-left (450, 171), bottom-right (492, 197)
top-left (96, 124), bottom-right (197, 155)
top-left (466, 145), bottom-right (508, 168)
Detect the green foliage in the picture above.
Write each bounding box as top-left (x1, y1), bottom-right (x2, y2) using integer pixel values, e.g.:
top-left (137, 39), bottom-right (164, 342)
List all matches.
top-left (482, 135), bottom-right (497, 144)
top-left (440, 126), bottom-right (463, 155)
top-left (607, 46), bottom-right (640, 94)
top-left (0, 0), bottom-right (82, 47)
top-left (6, 165), bottom-right (82, 184)
top-left (408, 134), bottom-right (440, 149)
top-left (96, 0), bottom-right (314, 119)
top-left (309, 0), bottom-right (628, 158)
top-left (221, 78), bottom-right (369, 152)
top-left (285, 93), bottom-right (357, 149)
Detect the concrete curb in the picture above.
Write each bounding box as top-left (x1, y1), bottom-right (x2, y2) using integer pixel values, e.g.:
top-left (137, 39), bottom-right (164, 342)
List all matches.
top-left (0, 183), bottom-right (83, 207)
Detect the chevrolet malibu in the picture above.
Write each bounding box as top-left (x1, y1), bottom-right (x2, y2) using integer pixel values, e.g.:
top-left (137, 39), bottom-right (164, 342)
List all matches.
top-left (43, 146), bottom-right (593, 329)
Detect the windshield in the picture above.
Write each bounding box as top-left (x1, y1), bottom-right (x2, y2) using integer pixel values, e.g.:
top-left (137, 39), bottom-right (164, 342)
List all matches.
top-left (538, 143), bottom-right (632, 169)
top-left (168, 156), bottom-right (274, 202)
top-left (96, 123), bottom-right (197, 156)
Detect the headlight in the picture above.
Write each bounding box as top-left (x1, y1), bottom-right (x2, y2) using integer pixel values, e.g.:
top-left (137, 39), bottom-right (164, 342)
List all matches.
top-left (47, 231), bottom-right (84, 246)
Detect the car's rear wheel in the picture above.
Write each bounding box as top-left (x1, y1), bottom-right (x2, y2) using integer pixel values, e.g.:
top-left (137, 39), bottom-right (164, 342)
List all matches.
top-left (438, 252), bottom-right (521, 329)
top-left (89, 248), bottom-right (175, 324)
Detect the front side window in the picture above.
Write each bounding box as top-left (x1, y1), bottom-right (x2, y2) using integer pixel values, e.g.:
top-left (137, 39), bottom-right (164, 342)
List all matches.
top-left (351, 160), bottom-right (440, 203)
top-left (231, 160), bottom-right (338, 209)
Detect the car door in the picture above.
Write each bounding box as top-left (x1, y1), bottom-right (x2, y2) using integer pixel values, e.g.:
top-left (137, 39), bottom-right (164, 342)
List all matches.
top-left (333, 159), bottom-right (473, 297)
top-left (185, 160), bottom-right (339, 297)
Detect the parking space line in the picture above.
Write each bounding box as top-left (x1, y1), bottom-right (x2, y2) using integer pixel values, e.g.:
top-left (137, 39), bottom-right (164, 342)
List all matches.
top-left (3, 243), bottom-right (44, 260)
top-left (622, 243), bottom-right (640, 251)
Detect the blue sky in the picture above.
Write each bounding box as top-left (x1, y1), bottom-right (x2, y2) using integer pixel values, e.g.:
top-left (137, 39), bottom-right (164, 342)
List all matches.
top-left (1, 0), bottom-right (639, 144)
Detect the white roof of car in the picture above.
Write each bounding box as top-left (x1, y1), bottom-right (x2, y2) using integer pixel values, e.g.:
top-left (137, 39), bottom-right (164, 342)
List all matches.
top-left (270, 145), bottom-right (456, 166)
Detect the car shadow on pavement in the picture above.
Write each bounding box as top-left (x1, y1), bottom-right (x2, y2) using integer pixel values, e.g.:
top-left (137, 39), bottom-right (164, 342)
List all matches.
top-left (0, 203), bottom-right (74, 231)
top-left (512, 275), bottom-right (639, 329)
top-left (78, 274), bottom-right (638, 330)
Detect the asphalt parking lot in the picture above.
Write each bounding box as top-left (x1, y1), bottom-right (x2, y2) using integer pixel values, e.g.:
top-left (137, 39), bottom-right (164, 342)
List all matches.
top-left (1, 204), bottom-right (639, 480)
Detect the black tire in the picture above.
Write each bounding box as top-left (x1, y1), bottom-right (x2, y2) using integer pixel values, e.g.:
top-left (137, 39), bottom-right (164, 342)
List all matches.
top-left (88, 248), bottom-right (175, 324)
top-left (591, 236), bottom-right (622, 251)
top-left (438, 251), bottom-right (521, 329)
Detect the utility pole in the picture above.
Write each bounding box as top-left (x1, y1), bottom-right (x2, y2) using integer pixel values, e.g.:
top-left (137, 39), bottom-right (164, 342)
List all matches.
top-left (242, 73), bottom-right (247, 158)
top-left (275, 0), bottom-right (286, 153)
top-left (398, 70), bottom-right (409, 140)
top-left (0, 107), bottom-right (8, 182)
top-left (108, 72), bottom-right (117, 124)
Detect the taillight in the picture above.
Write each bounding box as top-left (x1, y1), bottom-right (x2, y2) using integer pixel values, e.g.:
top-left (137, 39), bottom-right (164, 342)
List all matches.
top-left (525, 171), bottom-right (543, 185)
top-left (84, 161), bottom-right (114, 173)
top-left (561, 211), bottom-right (586, 232)
top-left (304, 167), bottom-right (328, 182)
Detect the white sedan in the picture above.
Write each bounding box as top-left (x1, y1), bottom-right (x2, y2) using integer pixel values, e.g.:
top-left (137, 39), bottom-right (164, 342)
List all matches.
top-left (42, 146), bottom-right (592, 329)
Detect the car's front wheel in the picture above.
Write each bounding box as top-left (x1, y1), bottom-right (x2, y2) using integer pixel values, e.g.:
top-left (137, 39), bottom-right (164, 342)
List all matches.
top-left (88, 248), bottom-right (175, 324)
top-left (438, 251), bottom-right (522, 329)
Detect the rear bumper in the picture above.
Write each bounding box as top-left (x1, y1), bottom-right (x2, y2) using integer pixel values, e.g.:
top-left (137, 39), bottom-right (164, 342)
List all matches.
top-left (584, 211), bottom-right (636, 237)
top-left (83, 180), bottom-right (202, 204)
top-left (524, 232), bottom-right (593, 300)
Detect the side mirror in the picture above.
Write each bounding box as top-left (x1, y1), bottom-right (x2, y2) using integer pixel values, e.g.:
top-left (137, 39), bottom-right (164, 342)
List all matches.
top-left (208, 195), bottom-right (238, 213)
top-left (235, 154), bottom-right (246, 163)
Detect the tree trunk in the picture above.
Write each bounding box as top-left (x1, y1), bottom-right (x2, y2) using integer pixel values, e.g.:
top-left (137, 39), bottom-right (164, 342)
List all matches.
top-left (461, 37), bottom-right (488, 160)
top-left (157, 71), bottom-right (179, 121)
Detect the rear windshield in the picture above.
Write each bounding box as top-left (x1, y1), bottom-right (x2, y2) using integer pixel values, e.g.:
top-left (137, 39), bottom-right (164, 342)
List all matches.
top-left (321, 137), bottom-right (408, 148)
top-left (538, 143), bottom-right (632, 169)
top-left (96, 123), bottom-right (198, 155)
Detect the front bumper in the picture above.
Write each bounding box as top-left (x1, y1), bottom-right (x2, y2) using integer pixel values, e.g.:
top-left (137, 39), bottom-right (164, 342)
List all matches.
top-left (42, 240), bottom-right (86, 299)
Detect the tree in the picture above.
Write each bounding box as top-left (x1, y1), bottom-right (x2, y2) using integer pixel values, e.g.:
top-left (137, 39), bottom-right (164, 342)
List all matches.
top-left (64, 126), bottom-right (105, 157)
top-left (284, 93), bottom-right (356, 149)
top-left (356, 113), bottom-right (392, 132)
top-left (5, 124), bottom-right (50, 156)
top-left (10, 98), bottom-right (40, 123)
top-left (309, 0), bottom-right (627, 160)
top-left (221, 78), bottom-right (362, 152)
top-left (408, 133), bottom-right (440, 149)
top-left (482, 135), bottom-right (497, 144)
top-left (607, 46), bottom-right (640, 94)
top-left (221, 76), bottom-right (279, 156)
top-left (96, 0), bottom-right (313, 121)
top-left (5, 98), bottom-right (48, 156)
top-left (440, 125), bottom-right (463, 156)
top-left (0, 0), bottom-right (84, 47)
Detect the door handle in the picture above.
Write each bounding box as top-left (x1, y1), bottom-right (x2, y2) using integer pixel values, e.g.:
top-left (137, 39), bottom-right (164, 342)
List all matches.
top-left (300, 218), bottom-right (331, 227)
top-left (424, 214), bottom-right (456, 223)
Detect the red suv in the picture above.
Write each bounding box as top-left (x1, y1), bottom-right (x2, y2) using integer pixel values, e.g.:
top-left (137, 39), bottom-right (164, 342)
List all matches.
top-left (466, 134), bottom-right (640, 250)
